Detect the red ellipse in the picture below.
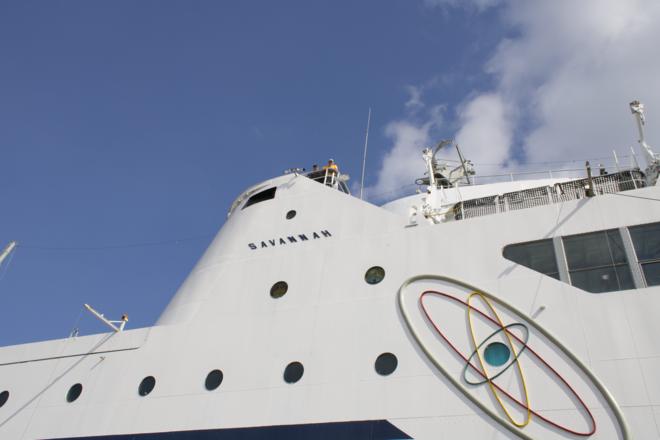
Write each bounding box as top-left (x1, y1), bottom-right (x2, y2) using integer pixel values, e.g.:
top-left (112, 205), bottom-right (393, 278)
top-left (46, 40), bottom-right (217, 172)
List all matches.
top-left (420, 290), bottom-right (596, 437)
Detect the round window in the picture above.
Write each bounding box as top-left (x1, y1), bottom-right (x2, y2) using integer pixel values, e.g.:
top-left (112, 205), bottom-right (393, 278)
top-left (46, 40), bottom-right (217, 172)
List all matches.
top-left (138, 376), bottom-right (156, 396)
top-left (0, 390), bottom-right (9, 408)
top-left (270, 281), bottom-right (288, 299)
top-left (205, 369), bottom-right (224, 391)
top-left (286, 210), bottom-right (296, 220)
top-left (375, 353), bottom-right (398, 376)
top-left (365, 266), bottom-right (385, 285)
top-left (66, 383), bottom-right (83, 403)
top-left (283, 361), bottom-right (304, 384)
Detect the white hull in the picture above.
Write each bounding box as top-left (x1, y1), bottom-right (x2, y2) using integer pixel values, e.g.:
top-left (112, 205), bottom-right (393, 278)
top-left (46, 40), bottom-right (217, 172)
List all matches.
top-left (2, 171), bottom-right (660, 439)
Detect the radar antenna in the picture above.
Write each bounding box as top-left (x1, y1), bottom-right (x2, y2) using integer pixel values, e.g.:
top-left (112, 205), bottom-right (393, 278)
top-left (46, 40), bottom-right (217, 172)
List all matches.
top-left (417, 140), bottom-right (475, 188)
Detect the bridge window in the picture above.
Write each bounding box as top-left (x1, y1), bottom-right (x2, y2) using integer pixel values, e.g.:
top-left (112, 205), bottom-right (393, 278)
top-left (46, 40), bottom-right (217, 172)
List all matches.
top-left (563, 230), bottom-right (634, 293)
top-left (243, 187), bottom-right (276, 209)
top-left (503, 239), bottom-right (559, 279)
top-left (629, 222), bottom-right (660, 287)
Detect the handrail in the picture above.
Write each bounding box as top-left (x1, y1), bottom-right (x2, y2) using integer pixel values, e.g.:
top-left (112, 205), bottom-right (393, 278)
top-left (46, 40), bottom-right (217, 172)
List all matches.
top-left (305, 168), bottom-right (349, 194)
top-left (454, 169), bottom-right (645, 221)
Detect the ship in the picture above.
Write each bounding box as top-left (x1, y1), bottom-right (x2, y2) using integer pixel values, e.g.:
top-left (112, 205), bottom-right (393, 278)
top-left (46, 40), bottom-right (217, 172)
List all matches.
top-left (1, 101), bottom-right (659, 439)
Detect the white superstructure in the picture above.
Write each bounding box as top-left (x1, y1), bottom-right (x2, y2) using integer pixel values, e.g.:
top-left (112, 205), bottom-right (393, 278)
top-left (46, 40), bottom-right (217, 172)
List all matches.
top-left (1, 103), bottom-right (660, 439)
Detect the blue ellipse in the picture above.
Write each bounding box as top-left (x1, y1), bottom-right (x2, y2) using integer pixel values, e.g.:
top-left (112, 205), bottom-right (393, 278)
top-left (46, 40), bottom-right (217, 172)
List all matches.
top-left (462, 323), bottom-right (529, 386)
top-left (484, 342), bottom-right (511, 367)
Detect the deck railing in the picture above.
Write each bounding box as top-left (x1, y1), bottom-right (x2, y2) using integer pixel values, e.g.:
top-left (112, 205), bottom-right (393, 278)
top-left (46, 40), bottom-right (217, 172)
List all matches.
top-left (454, 170), bottom-right (646, 220)
top-left (305, 169), bottom-right (350, 194)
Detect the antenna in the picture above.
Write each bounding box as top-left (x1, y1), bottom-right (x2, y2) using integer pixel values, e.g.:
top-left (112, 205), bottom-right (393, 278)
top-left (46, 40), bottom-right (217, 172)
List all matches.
top-left (0, 241), bottom-right (17, 268)
top-left (84, 303), bottom-right (128, 332)
top-left (359, 107), bottom-right (371, 200)
top-left (455, 144), bottom-right (472, 185)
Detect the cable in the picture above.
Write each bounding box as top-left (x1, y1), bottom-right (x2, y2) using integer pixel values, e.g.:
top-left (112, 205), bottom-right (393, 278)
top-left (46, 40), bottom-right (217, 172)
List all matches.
top-left (611, 193), bottom-right (660, 203)
top-left (0, 246), bottom-right (17, 282)
top-left (18, 233), bottom-right (214, 252)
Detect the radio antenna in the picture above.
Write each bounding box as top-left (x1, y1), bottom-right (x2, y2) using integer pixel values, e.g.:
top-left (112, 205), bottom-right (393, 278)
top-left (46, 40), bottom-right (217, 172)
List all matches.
top-left (359, 107), bottom-right (371, 200)
top-left (0, 241), bottom-right (17, 268)
top-left (84, 303), bottom-right (128, 332)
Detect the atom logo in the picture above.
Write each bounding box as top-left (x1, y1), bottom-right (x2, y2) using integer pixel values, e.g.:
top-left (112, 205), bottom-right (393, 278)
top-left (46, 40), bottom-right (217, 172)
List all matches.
top-left (397, 276), bottom-right (631, 440)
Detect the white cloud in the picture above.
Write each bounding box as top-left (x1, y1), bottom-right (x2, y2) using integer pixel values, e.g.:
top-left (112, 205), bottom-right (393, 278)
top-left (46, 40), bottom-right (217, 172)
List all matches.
top-left (369, 0), bottom-right (660, 201)
top-left (455, 93), bottom-right (511, 167)
top-left (404, 85), bottom-right (425, 114)
top-left (490, 0), bottom-right (660, 165)
top-left (364, 108), bottom-right (443, 200)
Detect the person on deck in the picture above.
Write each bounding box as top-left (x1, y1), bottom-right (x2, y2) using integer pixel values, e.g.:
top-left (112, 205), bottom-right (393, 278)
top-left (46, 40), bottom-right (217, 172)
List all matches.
top-left (323, 159), bottom-right (339, 173)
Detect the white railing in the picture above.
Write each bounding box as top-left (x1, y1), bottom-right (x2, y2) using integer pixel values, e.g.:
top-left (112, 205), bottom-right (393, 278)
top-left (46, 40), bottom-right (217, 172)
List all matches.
top-left (454, 169), bottom-right (646, 221)
top-left (305, 169), bottom-right (350, 194)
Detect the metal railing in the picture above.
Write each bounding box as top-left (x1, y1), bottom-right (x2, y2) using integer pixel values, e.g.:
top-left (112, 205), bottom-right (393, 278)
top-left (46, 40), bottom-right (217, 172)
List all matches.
top-left (305, 168), bottom-right (350, 194)
top-left (454, 169), bottom-right (646, 220)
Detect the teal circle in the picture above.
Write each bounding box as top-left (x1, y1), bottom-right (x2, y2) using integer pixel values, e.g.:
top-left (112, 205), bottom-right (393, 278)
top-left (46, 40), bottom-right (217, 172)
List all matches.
top-left (484, 342), bottom-right (510, 367)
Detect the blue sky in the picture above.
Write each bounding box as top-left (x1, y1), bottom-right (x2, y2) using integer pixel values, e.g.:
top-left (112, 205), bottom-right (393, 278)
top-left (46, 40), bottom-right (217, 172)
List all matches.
top-left (1, 1), bottom-right (659, 345)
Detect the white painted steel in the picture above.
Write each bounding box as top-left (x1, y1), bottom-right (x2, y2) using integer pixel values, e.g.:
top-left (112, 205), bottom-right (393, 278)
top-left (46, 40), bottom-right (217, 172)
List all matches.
top-left (1, 172), bottom-right (660, 439)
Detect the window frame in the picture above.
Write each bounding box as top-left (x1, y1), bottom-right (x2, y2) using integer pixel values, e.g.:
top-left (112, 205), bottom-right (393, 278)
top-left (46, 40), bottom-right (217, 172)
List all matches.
top-left (562, 229), bottom-right (634, 293)
top-left (628, 221), bottom-right (660, 287)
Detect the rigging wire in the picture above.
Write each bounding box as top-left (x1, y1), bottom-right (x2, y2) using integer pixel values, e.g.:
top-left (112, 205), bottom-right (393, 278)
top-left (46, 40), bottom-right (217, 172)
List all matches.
top-left (68, 306), bottom-right (85, 338)
top-left (611, 193), bottom-right (660, 203)
top-left (17, 233), bottom-right (214, 252)
top-left (0, 245), bottom-right (17, 282)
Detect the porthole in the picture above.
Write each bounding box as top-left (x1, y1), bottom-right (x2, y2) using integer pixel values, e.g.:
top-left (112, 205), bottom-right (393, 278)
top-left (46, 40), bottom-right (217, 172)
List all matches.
top-left (375, 353), bottom-right (398, 376)
top-left (283, 361), bottom-right (304, 384)
top-left (138, 376), bottom-right (156, 396)
top-left (205, 369), bottom-right (224, 391)
top-left (270, 281), bottom-right (288, 299)
top-left (286, 210), bottom-right (296, 220)
top-left (66, 383), bottom-right (83, 403)
top-left (365, 266), bottom-right (385, 285)
top-left (0, 390), bottom-right (8, 408)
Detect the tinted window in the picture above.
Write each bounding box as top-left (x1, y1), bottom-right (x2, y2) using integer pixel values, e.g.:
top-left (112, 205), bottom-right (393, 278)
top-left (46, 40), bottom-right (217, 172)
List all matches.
top-left (629, 222), bottom-right (660, 287)
top-left (503, 239), bottom-right (559, 279)
top-left (640, 262), bottom-right (660, 286)
top-left (283, 362), bottom-right (304, 384)
top-left (66, 383), bottom-right (83, 403)
top-left (138, 376), bottom-right (156, 396)
top-left (0, 390), bottom-right (8, 408)
top-left (375, 353), bottom-right (398, 376)
top-left (563, 230), bottom-right (634, 293)
top-left (243, 187), bottom-right (276, 209)
top-left (205, 369), bottom-right (223, 391)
